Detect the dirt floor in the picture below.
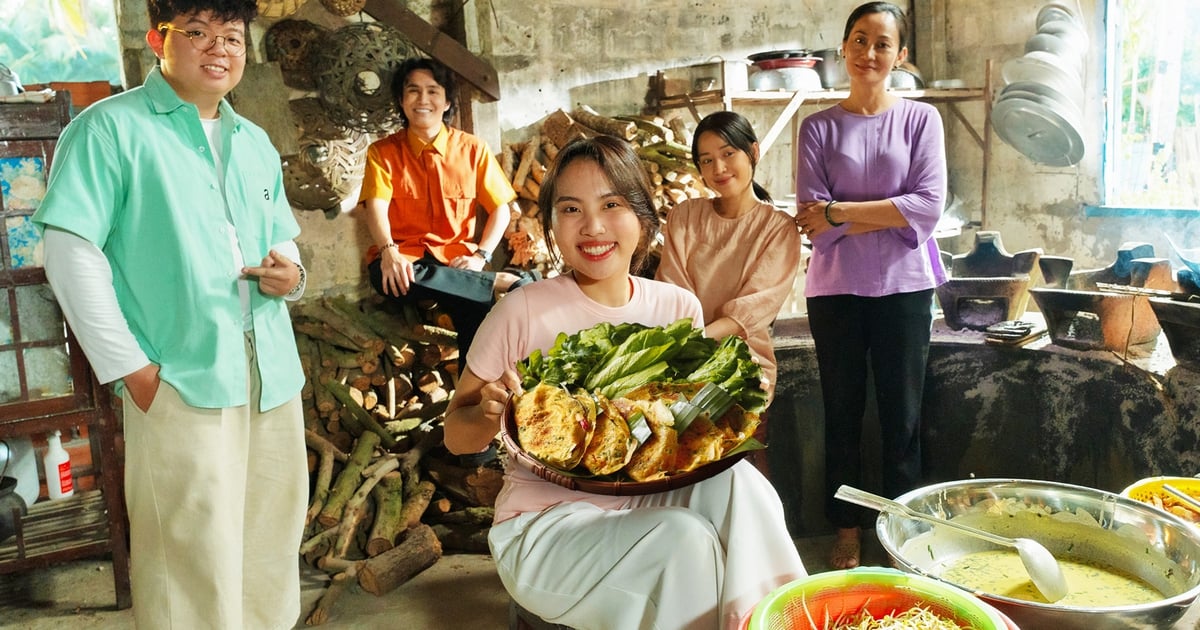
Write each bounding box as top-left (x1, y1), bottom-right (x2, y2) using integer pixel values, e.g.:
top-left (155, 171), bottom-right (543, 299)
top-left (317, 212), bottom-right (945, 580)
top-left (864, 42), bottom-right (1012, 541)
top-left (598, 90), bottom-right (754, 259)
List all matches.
top-left (5, 532), bottom-right (1200, 629)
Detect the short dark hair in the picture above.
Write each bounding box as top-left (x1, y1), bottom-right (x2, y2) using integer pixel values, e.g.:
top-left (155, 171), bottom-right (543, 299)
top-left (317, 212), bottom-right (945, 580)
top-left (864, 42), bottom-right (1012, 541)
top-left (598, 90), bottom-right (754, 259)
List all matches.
top-left (538, 136), bottom-right (659, 275)
top-left (843, 1), bottom-right (908, 49)
top-left (148, 0), bottom-right (256, 30)
top-left (691, 110), bottom-right (772, 204)
top-left (391, 57), bottom-right (458, 127)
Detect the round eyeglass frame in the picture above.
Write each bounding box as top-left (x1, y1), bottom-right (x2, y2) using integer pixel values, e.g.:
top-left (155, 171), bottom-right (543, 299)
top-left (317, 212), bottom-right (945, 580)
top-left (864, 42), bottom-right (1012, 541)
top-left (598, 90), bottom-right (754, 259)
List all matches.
top-left (157, 23), bottom-right (247, 57)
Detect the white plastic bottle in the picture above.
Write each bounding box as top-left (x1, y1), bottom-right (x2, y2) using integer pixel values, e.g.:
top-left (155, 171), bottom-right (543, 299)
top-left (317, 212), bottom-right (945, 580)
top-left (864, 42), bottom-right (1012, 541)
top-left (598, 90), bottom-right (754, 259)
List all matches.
top-left (43, 430), bottom-right (74, 500)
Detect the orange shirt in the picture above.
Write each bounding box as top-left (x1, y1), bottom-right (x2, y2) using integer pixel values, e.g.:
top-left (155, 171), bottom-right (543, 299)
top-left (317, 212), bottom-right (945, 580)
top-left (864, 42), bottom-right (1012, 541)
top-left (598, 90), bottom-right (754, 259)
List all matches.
top-left (359, 125), bottom-right (516, 264)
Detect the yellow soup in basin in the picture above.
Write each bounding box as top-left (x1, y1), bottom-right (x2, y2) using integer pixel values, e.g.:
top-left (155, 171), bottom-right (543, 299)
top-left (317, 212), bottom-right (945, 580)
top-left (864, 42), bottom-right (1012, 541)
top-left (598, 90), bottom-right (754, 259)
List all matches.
top-left (937, 549), bottom-right (1162, 606)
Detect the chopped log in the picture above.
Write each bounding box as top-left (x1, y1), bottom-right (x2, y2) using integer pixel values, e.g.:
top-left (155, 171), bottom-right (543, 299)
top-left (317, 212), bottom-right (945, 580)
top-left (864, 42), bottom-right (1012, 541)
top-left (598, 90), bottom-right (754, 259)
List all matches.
top-left (540, 137), bottom-right (559, 161)
top-left (430, 522), bottom-right (491, 553)
top-left (293, 319), bottom-right (361, 352)
top-left (667, 115), bottom-right (689, 138)
top-left (396, 398), bottom-right (449, 421)
top-left (305, 563), bottom-right (359, 626)
top-left (417, 345), bottom-right (445, 370)
top-left (415, 369), bottom-right (443, 393)
top-left (313, 342), bottom-right (339, 415)
top-left (299, 522), bottom-right (340, 556)
top-left (435, 506), bottom-right (496, 526)
top-left (297, 334), bottom-right (318, 401)
top-left (572, 105), bottom-right (636, 140)
top-left (332, 457), bottom-right (398, 559)
top-left (398, 423), bottom-right (444, 498)
top-left (541, 109), bottom-right (580, 151)
top-left (357, 524), bottom-right (443, 596)
top-left (304, 429), bottom-right (348, 527)
top-left (529, 160), bottom-right (547, 185)
top-left (388, 343), bottom-right (416, 370)
top-left (319, 344), bottom-right (366, 370)
top-left (500, 142), bottom-right (516, 180)
top-left (524, 179), bottom-right (541, 202)
top-left (346, 385), bottom-right (364, 408)
top-left (366, 472), bottom-right (406, 557)
top-left (399, 479), bottom-right (437, 529)
top-left (341, 367), bottom-right (373, 394)
top-left (424, 456), bottom-right (505, 508)
top-left (325, 380), bottom-right (397, 449)
top-left (317, 556), bottom-right (358, 574)
top-left (361, 306), bottom-right (458, 347)
top-left (383, 416), bottom-right (423, 435)
top-left (512, 133), bottom-right (539, 190)
top-left (307, 299), bottom-right (387, 356)
top-left (361, 388), bottom-right (379, 411)
top-left (616, 115), bottom-right (675, 144)
top-left (317, 431), bottom-right (381, 528)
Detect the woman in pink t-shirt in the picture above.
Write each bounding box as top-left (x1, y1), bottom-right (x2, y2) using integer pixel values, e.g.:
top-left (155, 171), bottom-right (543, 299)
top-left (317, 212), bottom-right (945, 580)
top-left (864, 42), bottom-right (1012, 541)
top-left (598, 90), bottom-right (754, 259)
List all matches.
top-left (444, 136), bottom-right (805, 629)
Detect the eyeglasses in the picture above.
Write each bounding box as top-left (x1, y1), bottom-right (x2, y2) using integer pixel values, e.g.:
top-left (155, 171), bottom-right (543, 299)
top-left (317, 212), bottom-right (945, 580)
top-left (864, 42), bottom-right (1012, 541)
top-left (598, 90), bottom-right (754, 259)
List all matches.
top-left (157, 23), bottom-right (246, 57)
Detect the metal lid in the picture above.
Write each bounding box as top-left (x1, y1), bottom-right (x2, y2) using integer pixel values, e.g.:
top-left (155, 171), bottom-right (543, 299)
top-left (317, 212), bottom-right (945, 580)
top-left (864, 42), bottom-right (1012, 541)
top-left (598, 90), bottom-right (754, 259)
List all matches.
top-left (992, 94), bottom-right (1085, 167)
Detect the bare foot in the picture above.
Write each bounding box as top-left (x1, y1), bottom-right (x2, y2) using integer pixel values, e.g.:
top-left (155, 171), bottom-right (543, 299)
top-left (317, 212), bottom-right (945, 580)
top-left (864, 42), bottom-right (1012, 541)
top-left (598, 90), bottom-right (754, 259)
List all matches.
top-left (830, 527), bottom-right (861, 569)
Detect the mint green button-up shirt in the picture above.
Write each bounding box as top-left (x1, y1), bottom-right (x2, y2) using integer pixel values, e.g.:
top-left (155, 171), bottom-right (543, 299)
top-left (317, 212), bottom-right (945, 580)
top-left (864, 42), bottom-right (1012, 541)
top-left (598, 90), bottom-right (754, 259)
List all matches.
top-left (33, 67), bottom-right (304, 412)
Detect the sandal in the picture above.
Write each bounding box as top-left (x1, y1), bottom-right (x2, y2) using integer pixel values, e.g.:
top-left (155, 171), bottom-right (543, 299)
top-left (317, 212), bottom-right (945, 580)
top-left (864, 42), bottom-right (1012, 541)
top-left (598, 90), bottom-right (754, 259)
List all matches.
top-left (830, 529), bottom-right (861, 570)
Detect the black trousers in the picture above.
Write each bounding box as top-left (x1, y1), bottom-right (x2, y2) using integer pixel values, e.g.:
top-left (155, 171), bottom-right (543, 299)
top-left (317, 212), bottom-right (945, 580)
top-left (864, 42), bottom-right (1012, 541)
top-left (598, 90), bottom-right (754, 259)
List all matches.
top-left (368, 255), bottom-right (496, 365)
top-left (807, 289), bottom-right (934, 529)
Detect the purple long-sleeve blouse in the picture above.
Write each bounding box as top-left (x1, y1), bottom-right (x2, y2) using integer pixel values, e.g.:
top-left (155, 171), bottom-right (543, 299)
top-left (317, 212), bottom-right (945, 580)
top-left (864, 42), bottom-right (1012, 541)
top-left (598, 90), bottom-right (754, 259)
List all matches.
top-left (796, 98), bottom-right (948, 298)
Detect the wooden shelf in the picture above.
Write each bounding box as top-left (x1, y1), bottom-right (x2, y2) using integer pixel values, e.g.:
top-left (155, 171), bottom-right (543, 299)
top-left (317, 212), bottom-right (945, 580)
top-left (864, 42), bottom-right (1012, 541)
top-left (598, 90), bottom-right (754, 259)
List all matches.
top-left (0, 91), bottom-right (131, 611)
top-left (725, 86), bottom-right (985, 106)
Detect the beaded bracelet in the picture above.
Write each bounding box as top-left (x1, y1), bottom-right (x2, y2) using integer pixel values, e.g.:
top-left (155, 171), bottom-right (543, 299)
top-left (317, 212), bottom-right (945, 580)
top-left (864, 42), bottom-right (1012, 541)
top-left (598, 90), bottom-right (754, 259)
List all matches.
top-left (824, 200), bottom-right (844, 227)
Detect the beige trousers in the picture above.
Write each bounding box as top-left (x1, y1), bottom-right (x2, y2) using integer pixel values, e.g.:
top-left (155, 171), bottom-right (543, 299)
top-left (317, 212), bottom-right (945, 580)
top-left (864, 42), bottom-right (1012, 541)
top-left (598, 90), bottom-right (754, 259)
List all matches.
top-left (123, 334), bottom-right (306, 629)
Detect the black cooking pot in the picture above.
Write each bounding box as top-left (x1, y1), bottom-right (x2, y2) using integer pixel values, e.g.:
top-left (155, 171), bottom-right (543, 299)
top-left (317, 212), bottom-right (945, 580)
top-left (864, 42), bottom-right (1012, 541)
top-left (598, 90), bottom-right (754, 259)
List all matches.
top-left (0, 441), bottom-right (28, 543)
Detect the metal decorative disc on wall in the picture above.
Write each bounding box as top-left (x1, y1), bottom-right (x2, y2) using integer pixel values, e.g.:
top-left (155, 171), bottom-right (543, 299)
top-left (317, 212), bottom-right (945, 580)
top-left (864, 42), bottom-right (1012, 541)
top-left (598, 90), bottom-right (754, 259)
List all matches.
top-left (282, 97), bottom-right (370, 212)
top-left (264, 19), bottom-right (328, 91)
top-left (312, 22), bottom-right (417, 133)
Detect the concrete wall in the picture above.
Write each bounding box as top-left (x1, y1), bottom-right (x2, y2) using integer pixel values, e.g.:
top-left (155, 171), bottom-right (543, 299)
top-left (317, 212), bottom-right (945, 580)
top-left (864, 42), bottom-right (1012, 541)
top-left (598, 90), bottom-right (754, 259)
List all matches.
top-left (109, 0), bottom-right (1186, 300)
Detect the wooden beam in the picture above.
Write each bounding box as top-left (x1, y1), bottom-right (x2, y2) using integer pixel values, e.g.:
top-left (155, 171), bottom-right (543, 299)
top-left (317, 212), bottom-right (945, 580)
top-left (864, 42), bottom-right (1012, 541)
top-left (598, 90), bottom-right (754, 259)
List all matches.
top-left (363, 0), bottom-right (501, 102)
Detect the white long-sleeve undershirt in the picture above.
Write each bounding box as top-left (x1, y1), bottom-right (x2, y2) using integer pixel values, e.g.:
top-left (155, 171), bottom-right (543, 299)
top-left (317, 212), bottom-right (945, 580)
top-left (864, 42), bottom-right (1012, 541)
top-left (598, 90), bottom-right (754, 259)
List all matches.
top-left (42, 228), bottom-right (304, 385)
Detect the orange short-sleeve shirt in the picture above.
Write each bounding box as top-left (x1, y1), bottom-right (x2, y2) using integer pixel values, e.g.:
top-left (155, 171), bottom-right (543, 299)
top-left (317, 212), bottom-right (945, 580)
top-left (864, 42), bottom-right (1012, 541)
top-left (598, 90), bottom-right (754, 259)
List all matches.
top-left (359, 125), bottom-right (516, 264)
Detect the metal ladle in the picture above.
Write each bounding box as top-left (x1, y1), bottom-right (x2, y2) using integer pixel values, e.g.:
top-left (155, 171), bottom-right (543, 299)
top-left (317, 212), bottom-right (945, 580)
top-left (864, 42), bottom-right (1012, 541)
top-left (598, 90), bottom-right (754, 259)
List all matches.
top-left (835, 484), bottom-right (1069, 603)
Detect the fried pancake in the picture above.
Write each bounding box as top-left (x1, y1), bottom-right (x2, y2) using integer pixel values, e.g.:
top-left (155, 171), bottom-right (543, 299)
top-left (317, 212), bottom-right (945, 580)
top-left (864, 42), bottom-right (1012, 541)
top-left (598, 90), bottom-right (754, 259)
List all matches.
top-left (674, 416), bottom-right (725, 473)
top-left (714, 405), bottom-right (761, 453)
top-left (580, 393), bottom-right (635, 475)
top-left (621, 381), bottom-right (703, 404)
top-left (514, 383), bottom-right (594, 470)
top-left (624, 400), bottom-right (678, 482)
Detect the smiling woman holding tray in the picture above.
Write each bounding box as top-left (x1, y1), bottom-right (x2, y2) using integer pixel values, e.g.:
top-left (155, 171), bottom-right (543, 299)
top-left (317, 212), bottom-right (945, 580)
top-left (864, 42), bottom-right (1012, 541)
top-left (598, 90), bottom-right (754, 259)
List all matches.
top-left (443, 135), bottom-right (805, 629)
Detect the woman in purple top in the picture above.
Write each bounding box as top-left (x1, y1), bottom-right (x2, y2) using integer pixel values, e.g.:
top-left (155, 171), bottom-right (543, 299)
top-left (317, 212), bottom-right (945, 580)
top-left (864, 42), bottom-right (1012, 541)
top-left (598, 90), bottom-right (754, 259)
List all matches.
top-left (794, 1), bottom-right (947, 570)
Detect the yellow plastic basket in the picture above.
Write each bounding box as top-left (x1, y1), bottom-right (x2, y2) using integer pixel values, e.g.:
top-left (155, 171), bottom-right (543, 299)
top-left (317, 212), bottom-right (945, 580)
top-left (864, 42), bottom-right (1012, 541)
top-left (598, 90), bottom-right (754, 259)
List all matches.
top-left (1120, 476), bottom-right (1200, 524)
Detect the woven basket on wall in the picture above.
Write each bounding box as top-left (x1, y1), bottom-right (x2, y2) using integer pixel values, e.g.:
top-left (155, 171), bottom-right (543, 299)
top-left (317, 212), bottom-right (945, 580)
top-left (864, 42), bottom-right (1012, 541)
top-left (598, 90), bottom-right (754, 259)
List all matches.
top-left (257, 0), bottom-right (308, 19)
top-left (319, 0), bottom-right (365, 17)
top-left (312, 22), bottom-right (417, 133)
top-left (264, 19), bottom-right (328, 91)
top-left (282, 97), bottom-right (370, 212)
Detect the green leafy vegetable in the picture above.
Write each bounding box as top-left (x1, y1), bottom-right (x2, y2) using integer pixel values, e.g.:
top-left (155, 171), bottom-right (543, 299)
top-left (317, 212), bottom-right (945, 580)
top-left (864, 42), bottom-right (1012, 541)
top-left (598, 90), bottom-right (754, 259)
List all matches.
top-left (516, 317), bottom-right (767, 412)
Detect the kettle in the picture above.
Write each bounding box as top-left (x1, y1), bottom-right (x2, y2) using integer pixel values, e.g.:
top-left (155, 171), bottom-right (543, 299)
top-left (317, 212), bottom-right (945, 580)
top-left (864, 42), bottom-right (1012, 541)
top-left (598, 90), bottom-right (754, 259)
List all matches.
top-left (0, 440), bottom-right (30, 543)
top-left (0, 63), bottom-right (22, 97)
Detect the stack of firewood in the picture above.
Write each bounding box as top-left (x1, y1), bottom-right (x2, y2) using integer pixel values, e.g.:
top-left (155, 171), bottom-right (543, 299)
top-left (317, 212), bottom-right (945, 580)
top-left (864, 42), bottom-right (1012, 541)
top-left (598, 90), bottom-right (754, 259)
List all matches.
top-left (499, 106), bottom-right (713, 276)
top-left (292, 295), bottom-right (503, 625)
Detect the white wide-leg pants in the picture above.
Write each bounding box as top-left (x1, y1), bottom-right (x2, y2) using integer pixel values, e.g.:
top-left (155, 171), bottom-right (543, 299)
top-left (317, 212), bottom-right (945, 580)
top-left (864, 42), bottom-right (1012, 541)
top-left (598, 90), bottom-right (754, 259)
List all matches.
top-left (490, 461), bottom-right (806, 630)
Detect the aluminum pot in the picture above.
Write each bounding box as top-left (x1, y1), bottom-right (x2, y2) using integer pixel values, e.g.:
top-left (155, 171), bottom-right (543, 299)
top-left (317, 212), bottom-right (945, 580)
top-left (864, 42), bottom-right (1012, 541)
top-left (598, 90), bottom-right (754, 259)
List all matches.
top-left (811, 48), bottom-right (849, 89)
top-left (875, 478), bottom-right (1200, 629)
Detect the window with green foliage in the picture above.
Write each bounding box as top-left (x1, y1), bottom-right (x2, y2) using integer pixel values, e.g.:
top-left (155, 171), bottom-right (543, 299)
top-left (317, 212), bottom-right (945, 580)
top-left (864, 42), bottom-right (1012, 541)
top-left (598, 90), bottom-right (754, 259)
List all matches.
top-left (0, 0), bottom-right (121, 85)
top-left (1105, 0), bottom-right (1200, 209)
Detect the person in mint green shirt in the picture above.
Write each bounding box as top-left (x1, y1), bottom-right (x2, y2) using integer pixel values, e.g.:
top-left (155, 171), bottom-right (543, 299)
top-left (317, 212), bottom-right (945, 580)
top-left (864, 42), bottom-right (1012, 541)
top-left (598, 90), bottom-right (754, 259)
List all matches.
top-left (33, 0), bottom-right (308, 627)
